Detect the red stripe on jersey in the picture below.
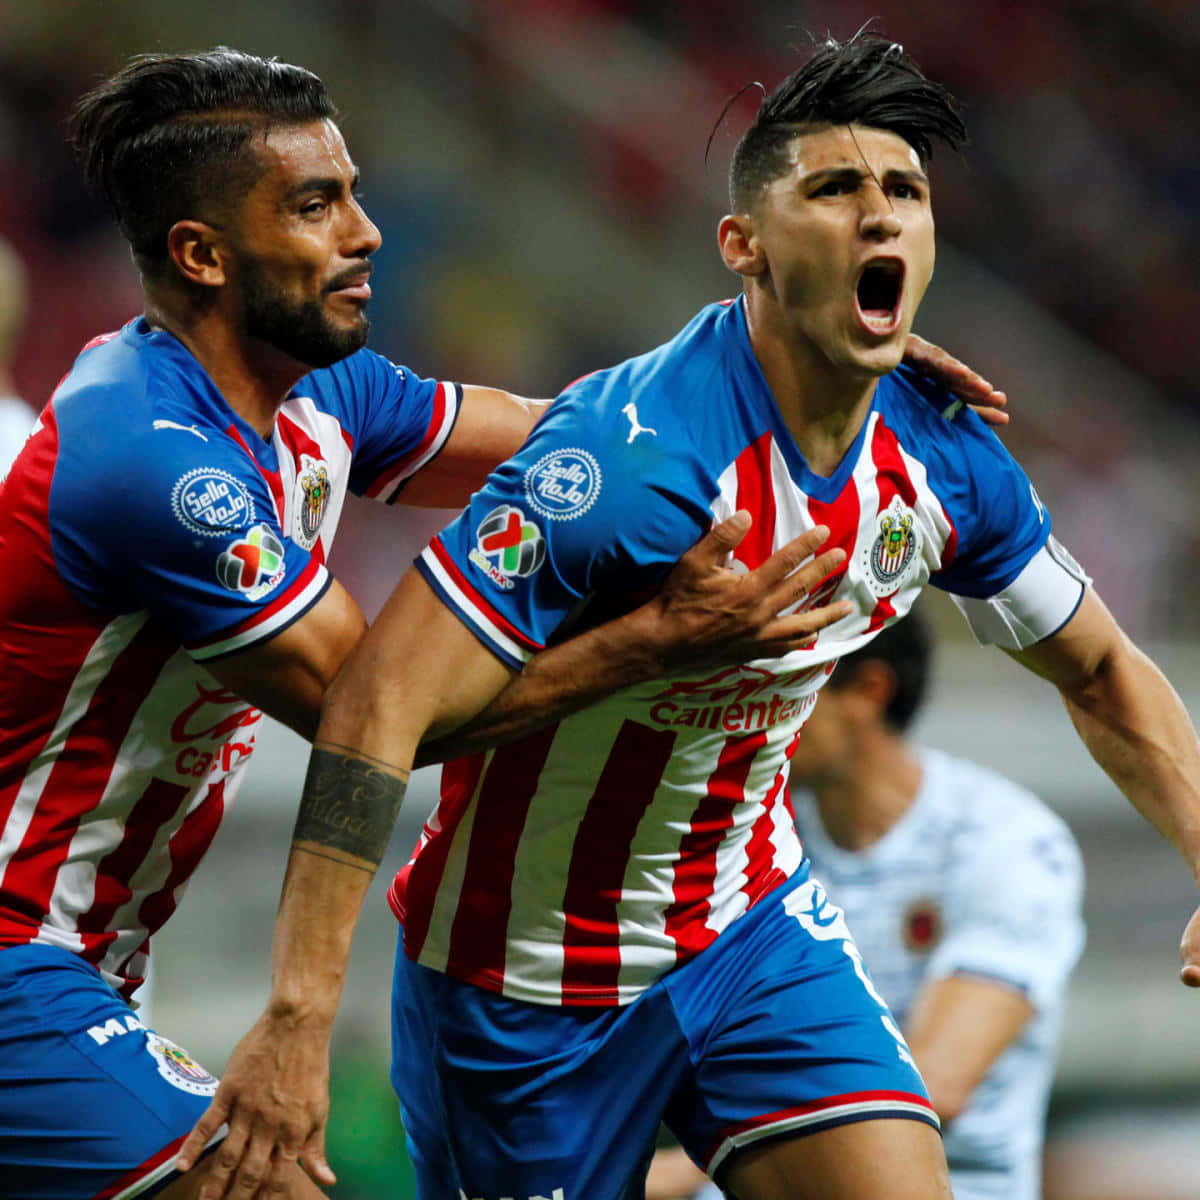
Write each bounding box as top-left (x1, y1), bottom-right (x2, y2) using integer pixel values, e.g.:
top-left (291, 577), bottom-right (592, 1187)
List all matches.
top-left (0, 620), bottom-right (176, 927)
top-left (427, 538), bottom-right (544, 654)
top-left (806, 469), bottom-right (859, 590)
top-left (394, 752), bottom-right (489, 953)
top-left (226, 422), bottom-right (287, 523)
top-left (733, 433), bottom-right (777, 569)
top-left (363, 381), bottom-right (450, 499)
top-left (0, 406), bottom-right (97, 828)
top-left (77, 780), bottom-right (191, 954)
top-left (445, 726), bottom-right (560, 980)
top-left (866, 418), bottom-right (921, 631)
top-left (560, 720), bottom-right (677, 1000)
top-left (135, 779), bottom-right (227, 938)
top-left (276, 411), bottom-right (325, 467)
top-left (740, 729), bottom-right (801, 907)
top-left (93, 1130), bottom-right (191, 1200)
top-left (663, 730), bottom-right (766, 961)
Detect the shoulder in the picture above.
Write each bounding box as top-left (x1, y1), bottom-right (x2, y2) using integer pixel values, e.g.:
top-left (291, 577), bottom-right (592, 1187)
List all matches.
top-left (922, 749), bottom-right (1082, 879)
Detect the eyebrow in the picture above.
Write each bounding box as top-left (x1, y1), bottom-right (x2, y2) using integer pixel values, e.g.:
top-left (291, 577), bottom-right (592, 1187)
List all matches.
top-left (802, 164), bottom-right (929, 186)
top-left (284, 169), bottom-right (361, 201)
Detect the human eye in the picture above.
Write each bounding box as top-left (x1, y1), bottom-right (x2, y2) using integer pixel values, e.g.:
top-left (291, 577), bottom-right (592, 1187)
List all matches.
top-left (889, 179), bottom-right (925, 202)
top-left (298, 195), bottom-right (330, 218)
top-left (812, 177), bottom-right (852, 198)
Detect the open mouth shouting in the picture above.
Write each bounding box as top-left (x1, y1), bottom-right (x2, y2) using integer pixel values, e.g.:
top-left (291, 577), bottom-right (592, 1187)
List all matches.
top-left (855, 258), bottom-right (905, 335)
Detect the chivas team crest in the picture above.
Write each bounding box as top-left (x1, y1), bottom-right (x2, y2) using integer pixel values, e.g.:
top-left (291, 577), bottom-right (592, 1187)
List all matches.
top-left (860, 498), bottom-right (921, 596)
top-left (294, 455), bottom-right (331, 550)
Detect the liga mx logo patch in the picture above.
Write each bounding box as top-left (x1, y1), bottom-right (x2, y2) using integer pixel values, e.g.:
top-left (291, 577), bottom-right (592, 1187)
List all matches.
top-left (524, 448), bottom-right (601, 520)
top-left (860, 498), bottom-right (920, 596)
top-left (172, 467), bottom-right (255, 537)
top-left (216, 524), bottom-right (286, 600)
top-left (469, 504), bottom-right (545, 589)
top-left (145, 1033), bottom-right (219, 1096)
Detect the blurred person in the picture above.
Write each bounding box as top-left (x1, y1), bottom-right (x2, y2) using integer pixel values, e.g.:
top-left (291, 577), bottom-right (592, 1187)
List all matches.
top-left (646, 610), bottom-right (1084, 1200)
top-left (0, 235), bottom-right (35, 473)
top-left (0, 46), bottom-right (906, 1200)
top-left (196, 30), bottom-right (1200, 1200)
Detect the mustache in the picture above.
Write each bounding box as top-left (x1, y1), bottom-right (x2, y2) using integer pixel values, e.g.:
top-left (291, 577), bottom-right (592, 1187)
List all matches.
top-left (325, 262), bottom-right (373, 293)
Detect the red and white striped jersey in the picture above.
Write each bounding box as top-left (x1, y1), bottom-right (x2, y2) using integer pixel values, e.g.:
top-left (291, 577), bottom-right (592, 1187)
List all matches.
top-left (395, 299), bottom-right (1084, 1007)
top-left (0, 319), bottom-right (458, 997)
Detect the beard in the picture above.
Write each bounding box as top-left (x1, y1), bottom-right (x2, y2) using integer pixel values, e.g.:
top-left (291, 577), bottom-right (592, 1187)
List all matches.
top-left (240, 257), bottom-right (370, 369)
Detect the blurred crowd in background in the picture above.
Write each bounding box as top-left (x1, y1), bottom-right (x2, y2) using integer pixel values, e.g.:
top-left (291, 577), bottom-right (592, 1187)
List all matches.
top-left (2, 2), bottom-right (1199, 1196)
top-left (2, 0), bottom-right (1199, 638)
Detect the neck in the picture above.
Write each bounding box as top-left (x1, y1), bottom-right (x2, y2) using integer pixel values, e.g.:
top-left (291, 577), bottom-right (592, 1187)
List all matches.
top-left (743, 290), bottom-right (879, 478)
top-left (812, 728), bottom-right (923, 852)
top-left (144, 294), bottom-right (306, 440)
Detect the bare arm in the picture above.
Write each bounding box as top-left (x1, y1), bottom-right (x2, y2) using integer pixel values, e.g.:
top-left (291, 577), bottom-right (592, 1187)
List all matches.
top-left (397, 384), bottom-right (548, 507)
top-left (202, 578), bottom-right (366, 740)
top-left (416, 513), bottom-right (852, 764)
top-left (1007, 587), bottom-right (1200, 979)
top-left (903, 975), bottom-right (1034, 1124)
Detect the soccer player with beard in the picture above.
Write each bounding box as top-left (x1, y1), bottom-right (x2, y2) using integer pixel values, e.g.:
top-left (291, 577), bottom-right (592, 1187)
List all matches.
top-left (198, 31), bottom-right (1200, 1200)
top-left (0, 48), bottom-right (900, 1200)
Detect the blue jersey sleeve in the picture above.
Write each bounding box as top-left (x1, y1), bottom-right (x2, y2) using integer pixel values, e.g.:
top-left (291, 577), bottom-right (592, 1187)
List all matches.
top-left (49, 422), bottom-right (328, 660)
top-left (299, 349), bottom-right (461, 503)
top-left (417, 381), bottom-right (712, 668)
top-left (887, 368), bottom-right (1051, 599)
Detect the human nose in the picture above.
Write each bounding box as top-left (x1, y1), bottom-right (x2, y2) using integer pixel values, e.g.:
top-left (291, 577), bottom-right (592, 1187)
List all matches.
top-left (345, 196), bottom-right (383, 257)
top-left (859, 182), bottom-right (902, 240)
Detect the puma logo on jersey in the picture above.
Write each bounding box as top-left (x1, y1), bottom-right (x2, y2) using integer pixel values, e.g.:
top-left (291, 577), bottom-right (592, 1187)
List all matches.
top-left (621, 402), bottom-right (657, 443)
top-left (154, 419), bottom-right (208, 441)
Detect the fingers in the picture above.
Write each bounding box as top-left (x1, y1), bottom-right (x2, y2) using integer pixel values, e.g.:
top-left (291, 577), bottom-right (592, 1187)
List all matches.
top-left (748, 525), bottom-right (838, 591)
top-left (969, 393), bottom-right (1009, 427)
top-left (194, 1112), bottom-right (253, 1200)
top-left (686, 510), bottom-right (752, 566)
top-left (300, 1128), bottom-right (338, 1186)
top-left (903, 333), bottom-right (1005, 409)
top-left (177, 1097), bottom-right (231, 1173)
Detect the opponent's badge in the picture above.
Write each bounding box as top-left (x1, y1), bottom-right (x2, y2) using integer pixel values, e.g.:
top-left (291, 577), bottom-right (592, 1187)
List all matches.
top-left (145, 1033), bottom-right (219, 1096)
top-left (902, 899), bottom-right (942, 952)
top-left (524, 448), bottom-right (601, 520)
top-left (293, 454), bottom-right (331, 551)
top-left (469, 504), bottom-right (546, 589)
top-left (860, 498), bottom-right (921, 596)
top-left (172, 468), bottom-right (255, 537)
top-left (216, 524), bottom-right (286, 600)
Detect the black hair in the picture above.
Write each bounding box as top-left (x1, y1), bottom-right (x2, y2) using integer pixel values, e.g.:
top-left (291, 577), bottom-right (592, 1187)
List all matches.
top-left (70, 48), bottom-right (336, 269)
top-left (729, 31), bottom-right (967, 213)
top-left (828, 610), bottom-right (931, 733)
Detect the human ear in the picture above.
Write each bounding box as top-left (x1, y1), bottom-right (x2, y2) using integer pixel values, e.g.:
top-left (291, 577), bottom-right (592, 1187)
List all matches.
top-left (166, 221), bottom-right (229, 289)
top-left (717, 214), bottom-right (766, 277)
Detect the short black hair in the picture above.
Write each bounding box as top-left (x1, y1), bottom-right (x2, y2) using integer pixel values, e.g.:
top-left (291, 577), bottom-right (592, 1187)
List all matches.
top-left (729, 31), bottom-right (966, 213)
top-left (71, 48), bottom-right (336, 270)
top-left (828, 610), bottom-right (931, 733)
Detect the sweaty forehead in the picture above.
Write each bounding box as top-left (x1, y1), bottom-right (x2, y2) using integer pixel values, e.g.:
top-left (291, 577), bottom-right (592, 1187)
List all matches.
top-left (786, 125), bottom-right (923, 176)
top-left (253, 118), bottom-right (355, 187)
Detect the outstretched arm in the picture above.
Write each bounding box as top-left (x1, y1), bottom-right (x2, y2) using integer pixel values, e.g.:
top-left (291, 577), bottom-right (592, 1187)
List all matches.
top-left (1008, 588), bottom-right (1200, 978)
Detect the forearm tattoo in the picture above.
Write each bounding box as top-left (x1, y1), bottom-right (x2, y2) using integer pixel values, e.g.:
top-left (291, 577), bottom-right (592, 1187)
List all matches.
top-left (292, 744), bottom-right (409, 867)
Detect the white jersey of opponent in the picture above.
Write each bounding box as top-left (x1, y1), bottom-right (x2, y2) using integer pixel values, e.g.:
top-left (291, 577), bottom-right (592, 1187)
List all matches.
top-left (794, 749), bottom-right (1086, 1200)
top-left (394, 299), bottom-right (1087, 1009)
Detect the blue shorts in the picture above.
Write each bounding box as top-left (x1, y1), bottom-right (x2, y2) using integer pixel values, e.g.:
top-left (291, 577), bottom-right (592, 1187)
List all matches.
top-left (390, 866), bottom-right (935, 1199)
top-left (0, 943), bottom-right (224, 1199)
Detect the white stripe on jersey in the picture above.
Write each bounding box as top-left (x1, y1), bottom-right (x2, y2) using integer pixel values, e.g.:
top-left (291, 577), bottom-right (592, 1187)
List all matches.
top-left (371, 381), bottom-right (459, 502)
top-left (0, 611), bottom-right (151, 905)
top-left (189, 564), bottom-right (330, 661)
